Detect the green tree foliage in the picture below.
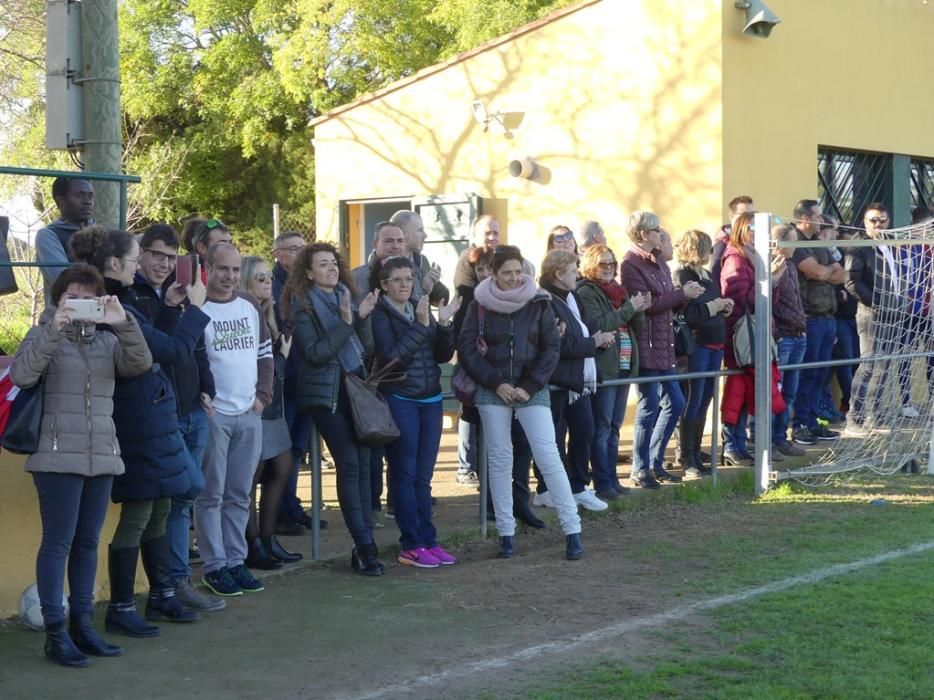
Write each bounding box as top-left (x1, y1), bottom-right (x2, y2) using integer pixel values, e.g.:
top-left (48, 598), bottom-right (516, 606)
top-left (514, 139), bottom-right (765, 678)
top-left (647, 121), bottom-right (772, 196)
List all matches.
top-left (2, 0), bottom-right (574, 258)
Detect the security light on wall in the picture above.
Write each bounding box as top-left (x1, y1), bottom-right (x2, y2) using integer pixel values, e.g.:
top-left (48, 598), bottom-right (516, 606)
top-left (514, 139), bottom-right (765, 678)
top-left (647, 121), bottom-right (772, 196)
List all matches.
top-left (472, 100), bottom-right (503, 132)
top-left (735, 0), bottom-right (781, 38)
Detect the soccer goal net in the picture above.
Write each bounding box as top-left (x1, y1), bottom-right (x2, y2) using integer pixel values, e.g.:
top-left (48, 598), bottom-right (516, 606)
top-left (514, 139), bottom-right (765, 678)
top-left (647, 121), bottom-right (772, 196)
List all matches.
top-left (776, 218), bottom-right (934, 486)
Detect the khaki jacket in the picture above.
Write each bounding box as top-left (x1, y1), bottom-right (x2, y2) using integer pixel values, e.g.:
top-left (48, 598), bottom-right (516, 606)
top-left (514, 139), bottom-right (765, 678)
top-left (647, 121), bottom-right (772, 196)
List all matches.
top-left (11, 308), bottom-right (152, 476)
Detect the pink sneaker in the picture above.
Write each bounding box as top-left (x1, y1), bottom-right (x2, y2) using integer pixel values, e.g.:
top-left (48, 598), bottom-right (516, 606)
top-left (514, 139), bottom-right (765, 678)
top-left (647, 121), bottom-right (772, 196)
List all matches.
top-left (427, 546), bottom-right (458, 565)
top-left (398, 547), bottom-right (441, 568)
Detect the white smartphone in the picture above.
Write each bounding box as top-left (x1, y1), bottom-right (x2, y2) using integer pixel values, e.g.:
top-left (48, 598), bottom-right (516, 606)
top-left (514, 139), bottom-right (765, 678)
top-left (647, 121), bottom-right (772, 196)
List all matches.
top-left (65, 299), bottom-right (105, 322)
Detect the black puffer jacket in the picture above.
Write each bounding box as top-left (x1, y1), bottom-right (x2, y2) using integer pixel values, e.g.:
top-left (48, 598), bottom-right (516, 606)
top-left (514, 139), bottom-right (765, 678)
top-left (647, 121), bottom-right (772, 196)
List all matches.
top-left (844, 233), bottom-right (891, 311)
top-left (541, 281), bottom-right (598, 392)
top-left (458, 291), bottom-right (560, 396)
top-left (673, 265), bottom-right (726, 346)
top-left (291, 289), bottom-right (375, 413)
top-left (108, 279), bottom-right (209, 503)
top-left (371, 296), bottom-right (456, 399)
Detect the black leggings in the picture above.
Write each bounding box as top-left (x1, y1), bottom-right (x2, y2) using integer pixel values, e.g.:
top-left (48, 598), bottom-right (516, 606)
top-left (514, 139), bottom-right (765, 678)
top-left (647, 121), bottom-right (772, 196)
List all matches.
top-left (247, 448), bottom-right (293, 541)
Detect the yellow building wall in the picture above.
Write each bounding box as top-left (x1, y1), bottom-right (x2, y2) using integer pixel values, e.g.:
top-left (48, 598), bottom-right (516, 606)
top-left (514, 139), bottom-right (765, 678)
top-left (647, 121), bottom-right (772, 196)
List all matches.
top-left (722, 0), bottom-right (934, 221)
top-left (314, 0), bottom-right (726, 268)
top-left (0, 452), bottom-right (126, 617)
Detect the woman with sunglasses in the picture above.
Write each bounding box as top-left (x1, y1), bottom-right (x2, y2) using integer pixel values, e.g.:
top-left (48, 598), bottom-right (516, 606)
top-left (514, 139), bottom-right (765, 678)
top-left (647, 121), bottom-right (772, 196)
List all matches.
top-left (621, 212), bottom-right (704, 488)
top-left (546, 225), bottom-right (579, 255)
top-left (458, 245), bottom-right (584, 560)
top-left (70, 226), bottom-right (210, 637)
top-left (283, 243), bottom-right (384, 575)
top-left (238, 256), bottom-right (304, 569)
top-left (577, 245), bottom-right (649, 494)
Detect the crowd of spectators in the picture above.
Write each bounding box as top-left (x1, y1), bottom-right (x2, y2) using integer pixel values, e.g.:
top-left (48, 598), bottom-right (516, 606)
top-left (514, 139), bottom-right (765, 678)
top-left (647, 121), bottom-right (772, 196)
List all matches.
top-left (18, 176), bottom-right (929, 668)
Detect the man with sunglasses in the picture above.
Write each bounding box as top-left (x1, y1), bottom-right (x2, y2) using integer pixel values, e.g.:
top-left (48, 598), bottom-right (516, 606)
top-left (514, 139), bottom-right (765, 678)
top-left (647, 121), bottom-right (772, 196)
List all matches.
top-left (789, 199), bottom-right (845, 445)
top-left (844, 203), bottom-right (907, 432)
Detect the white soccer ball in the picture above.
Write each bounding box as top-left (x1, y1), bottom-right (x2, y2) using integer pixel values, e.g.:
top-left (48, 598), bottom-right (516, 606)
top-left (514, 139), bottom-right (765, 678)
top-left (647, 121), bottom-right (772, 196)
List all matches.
top-left (18, 583), bottom-right (68, 631)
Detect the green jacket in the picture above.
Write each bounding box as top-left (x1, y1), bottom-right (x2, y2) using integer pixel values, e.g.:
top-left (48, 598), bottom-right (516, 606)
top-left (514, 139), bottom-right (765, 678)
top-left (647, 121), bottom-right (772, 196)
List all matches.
top-left (291, 295), bottom-right (374, 412)
top-left (576, 279), bottom-right (644, 380)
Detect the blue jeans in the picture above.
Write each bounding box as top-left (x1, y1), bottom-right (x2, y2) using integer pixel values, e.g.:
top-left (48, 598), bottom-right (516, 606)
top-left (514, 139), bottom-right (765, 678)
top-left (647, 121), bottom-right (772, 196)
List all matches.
top-left (590, 383), bottom-right (630, 488)
top-left (794, 316), bottom-right (836, 430)
top-left (168, 407), bottom-right (208, 582)
top-left (684, 346), bottom-right (724, 420)
top-left (773, 335), bottom-right (807, 444)
top-left (457, 417), bottom-right (477, 475)
top-left (385, 396), bottom-right (443, 550)
top-left (280, 395), bottom-right (311, 523)
top-left (833, 318), bottom-right (858, 405)
top-left (633, 369), bottom-right (685, 473)
top-left (33, 472), bottom-right (113, 626)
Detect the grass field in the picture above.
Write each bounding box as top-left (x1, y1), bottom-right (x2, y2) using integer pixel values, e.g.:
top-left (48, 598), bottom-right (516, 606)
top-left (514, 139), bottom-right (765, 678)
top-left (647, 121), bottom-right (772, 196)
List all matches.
top-left (1, 471), bottom-right (931, 700)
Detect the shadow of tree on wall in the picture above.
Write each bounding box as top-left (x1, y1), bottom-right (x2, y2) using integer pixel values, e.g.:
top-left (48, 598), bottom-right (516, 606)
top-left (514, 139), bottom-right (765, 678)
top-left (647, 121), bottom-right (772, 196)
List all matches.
top-left (317, 0), bottom-right (723, 250)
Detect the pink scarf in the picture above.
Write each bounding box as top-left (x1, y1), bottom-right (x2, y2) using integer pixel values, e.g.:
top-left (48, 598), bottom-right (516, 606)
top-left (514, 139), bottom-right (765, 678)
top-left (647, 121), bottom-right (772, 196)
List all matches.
top-left (473, 275), bottom-right (538, 313)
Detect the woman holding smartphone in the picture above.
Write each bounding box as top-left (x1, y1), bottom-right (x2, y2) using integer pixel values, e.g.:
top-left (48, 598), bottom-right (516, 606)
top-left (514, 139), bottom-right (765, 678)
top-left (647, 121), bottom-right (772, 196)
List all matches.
top-left (12, 265), bottom-right (151, 667)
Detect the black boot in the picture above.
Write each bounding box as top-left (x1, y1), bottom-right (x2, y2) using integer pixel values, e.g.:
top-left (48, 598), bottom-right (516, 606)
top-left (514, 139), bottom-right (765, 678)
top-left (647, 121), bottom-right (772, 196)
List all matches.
top-left (104, 546), bottom-right (161, 638)
top-left (565, 533), bottom-right (584, 561)
top-left (265, 535), bottom-right (302, 563)
top-left (513, 497), bottom-right (546, 529)
top-left (678, 421), bottom-right (698, 470)
top-left (351, 544), bottom-right (382, 576)
top-left (365, 542), bottom-right (386, 575)
top-left (246, 537), bottom-right (284, 570)
top-left (497, 536), bottom-right (515, 559)
top-left (44, 621), bottom-right (90, 668)
top-left (69, 614), bottom-right (122, 657)
top-left (140, 535), bottom-right (200, 623)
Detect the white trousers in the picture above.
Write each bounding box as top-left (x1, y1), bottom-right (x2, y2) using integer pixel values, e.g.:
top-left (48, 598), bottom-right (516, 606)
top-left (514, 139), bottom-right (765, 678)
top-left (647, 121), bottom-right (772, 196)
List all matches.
top-left (477, 402), bottom-right (581, 537)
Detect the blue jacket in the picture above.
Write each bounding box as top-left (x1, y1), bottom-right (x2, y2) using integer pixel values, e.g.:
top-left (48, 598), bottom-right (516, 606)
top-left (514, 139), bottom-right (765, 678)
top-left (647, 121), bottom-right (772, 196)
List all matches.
top-left (371, 296), bottom-right (455, 399)
top-left (108, 279), bottom-right (210, 503)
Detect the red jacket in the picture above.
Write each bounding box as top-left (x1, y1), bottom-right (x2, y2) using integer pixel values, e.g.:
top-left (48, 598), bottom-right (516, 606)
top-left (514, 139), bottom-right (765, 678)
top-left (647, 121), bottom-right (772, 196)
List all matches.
top-left (721, 364), bottom-right (786, 425)
top-left (621, 247), bottom-right (686, 370)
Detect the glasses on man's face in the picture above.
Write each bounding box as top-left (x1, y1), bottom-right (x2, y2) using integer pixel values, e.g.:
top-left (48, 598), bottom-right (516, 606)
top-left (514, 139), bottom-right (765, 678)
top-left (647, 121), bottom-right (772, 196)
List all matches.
top-left (276, 244), bottom-right (304, 254)
top-left (254, 272), bottom-right (273, 283)
top-left (143, 248), bottom-right (177, 265)
top-left (868, 216), bottom-right (889, 224)
top-left (387, 276), bottom-right (414, 285)
top-left (597, 261), bottom-right (616, 269)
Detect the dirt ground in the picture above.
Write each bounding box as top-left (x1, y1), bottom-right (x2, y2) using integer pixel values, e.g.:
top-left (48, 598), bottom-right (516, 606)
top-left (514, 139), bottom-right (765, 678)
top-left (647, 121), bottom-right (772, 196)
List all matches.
top-left (1, 425), bottom-right (924, 700)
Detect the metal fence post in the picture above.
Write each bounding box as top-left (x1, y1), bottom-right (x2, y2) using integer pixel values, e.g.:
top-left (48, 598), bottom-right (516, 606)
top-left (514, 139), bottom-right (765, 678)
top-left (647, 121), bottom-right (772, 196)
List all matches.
top-left (753, 212), bottom-right (774, 496)
top-left (308, 422), bottom-right (322, 560)
top-left (711, 374), bottom-right (721, 486)
top-left (273, 203), bottom-right (280, 239)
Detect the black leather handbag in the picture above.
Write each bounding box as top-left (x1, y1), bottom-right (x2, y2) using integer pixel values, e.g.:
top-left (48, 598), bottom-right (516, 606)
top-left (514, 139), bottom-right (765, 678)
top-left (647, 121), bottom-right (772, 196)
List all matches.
top-left (1, 376), bottom-right (45, 454)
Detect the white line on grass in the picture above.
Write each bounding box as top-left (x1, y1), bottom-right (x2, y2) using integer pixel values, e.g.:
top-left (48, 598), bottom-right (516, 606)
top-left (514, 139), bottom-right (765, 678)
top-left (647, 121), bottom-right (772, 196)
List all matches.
top-left (349, 540), bottom-right (934, 700)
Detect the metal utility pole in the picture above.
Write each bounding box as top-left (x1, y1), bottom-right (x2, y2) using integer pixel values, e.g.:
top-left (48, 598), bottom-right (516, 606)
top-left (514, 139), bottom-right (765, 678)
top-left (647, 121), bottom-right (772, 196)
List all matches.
top-left (79, 0), bottom-right (122, 228)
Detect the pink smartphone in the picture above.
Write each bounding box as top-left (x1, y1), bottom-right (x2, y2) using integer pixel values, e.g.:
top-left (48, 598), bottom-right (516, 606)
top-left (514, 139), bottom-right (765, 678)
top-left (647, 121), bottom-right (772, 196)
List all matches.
top-left (175, 255), bottom-right (193, 287)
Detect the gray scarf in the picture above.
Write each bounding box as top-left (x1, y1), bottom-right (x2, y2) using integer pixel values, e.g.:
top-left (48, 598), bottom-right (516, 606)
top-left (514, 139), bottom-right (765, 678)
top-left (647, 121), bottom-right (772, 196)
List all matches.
top-left (309, 283), bottom-right (365, 374)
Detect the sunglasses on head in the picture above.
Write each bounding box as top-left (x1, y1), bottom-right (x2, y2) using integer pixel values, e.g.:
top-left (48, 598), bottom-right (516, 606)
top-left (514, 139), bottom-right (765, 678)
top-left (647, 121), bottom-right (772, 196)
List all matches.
top-left (193, 218), bottom-right (227, 246)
